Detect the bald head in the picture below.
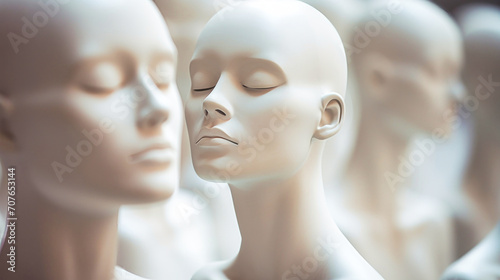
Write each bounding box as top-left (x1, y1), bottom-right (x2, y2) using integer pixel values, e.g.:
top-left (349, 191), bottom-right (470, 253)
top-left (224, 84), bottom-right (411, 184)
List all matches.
top-left (300, 0), bottom-right (364, 43)
top-left (356, 0), bottom-right (462, 66)
top-left (459, 4), bottom-right (500, 123)
top-left (459, 4), bottom-right (500, 78)
top-left (352, 0), bottom-right (465, 135)
top-left (194, 0), bottom-right (347, 95)
top-left (0, 0), bottom-right (174, 96)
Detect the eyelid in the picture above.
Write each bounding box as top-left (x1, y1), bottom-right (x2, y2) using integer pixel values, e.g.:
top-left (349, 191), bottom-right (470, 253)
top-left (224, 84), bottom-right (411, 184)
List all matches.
top-left (242, 84), bottom-right (280, 90)
top-left (241, 69), bottom-right (285, 90)
top-left (77, 61), bottom-right (124, 94)
top-left (193, 86), bottom-right (215, 92)
top-left (150, 61), bottom-right (174, 89)
top-left (191, 70), bottom-right (218, 93)
top-left (80, 84), bottom-right (115, 94)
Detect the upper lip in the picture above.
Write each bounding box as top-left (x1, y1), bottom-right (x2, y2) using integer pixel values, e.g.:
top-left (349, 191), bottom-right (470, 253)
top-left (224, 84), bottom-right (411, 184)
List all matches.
top-left (196, 128), bottom-right (238, 145)
top-left (130, 142), bottom-right (172, 159)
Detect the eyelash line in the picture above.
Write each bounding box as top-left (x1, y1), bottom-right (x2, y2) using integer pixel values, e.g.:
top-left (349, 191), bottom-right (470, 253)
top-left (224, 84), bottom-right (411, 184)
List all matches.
top-left (192, 83), bottom-right (282, 92)
top-left (242, 84), bottom-right (278, 90)
top-left (193, 87), bottom-right (215, 92)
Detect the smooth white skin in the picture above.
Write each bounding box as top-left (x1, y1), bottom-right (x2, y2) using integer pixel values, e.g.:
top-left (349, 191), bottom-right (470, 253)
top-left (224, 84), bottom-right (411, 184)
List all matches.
top-left (116, 3), bottom-right (239, 279)
top-left (299, 0), bottom-right (365, 192)
top-left (156, 0), bottom-right (241, 258)
top-left (186, 1), bottom-right (382, 279)
top-left (117, 193), bottom-right (217, 280)
top-left (154, 0), bottom-right (216, 102)
top-left (300, 0), bottom-right (364, 42)
top-left (0, 0), bottom-right (182, 279)
top-left (448, 3), bottom-right (500, 259)
top-left (442, 222), bottom-right (500, 280)
top-left (341, 1), bottom-right (464, 279)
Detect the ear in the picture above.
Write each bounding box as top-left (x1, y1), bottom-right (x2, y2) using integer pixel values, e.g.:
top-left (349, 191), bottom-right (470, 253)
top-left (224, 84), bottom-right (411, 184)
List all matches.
top-left (363, 52), bottom-right (395, 102)
top-left (0, 92), bottom-right (16, 153)
top-left (314, 92), bottom-right (345, 140)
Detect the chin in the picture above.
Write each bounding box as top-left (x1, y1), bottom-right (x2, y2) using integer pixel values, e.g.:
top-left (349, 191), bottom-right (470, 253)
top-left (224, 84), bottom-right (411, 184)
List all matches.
top-left (194, 167), bottom-right (230, 183)
top-left (191, 157), bottom-right (235, 182)
top-left (121, 170), bottom-right (179, 204)
top-left (126, 182), bottom-right (177, 204)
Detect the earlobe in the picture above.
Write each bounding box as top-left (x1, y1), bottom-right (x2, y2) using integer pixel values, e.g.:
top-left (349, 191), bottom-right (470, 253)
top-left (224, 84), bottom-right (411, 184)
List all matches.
top-left (0, 93), bottom-right (16, 153)
top-left (314, 92), bottom-right (344, 140)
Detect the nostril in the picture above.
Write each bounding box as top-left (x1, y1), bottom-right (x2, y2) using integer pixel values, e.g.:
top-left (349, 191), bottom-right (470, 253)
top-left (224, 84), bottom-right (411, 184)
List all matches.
top-left (215, 109), bottom-right (226, 116)
top-left (204, 109), bottom-right (208, 116)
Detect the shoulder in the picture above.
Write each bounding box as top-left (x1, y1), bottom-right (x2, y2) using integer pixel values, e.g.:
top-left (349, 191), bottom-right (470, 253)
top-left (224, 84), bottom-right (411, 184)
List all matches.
top-left (442, 229), bottom-right (500, 280)
top-left (322, 241), bottom-right (385, 280)
top-left (191, 260), bottom-right (232, 280)
top-left (113, 266), bottom-right (148, 280)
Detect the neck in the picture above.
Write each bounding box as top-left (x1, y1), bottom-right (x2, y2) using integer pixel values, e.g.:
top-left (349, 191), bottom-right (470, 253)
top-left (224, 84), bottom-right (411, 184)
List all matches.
top-left (227, 143), bottom-right (342, 279)
top-left (464, 126), bottom-right (500, 220)
top-left (345, 113), bottom-right (410, 216)
top-left (0, 175), bottom-right (119, 280)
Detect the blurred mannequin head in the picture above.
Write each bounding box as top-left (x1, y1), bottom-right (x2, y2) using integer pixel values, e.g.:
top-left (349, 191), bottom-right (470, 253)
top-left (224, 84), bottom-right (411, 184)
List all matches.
top-left (0, 0), bottom-right (183, 213)
top-left (353, 0), bottom-right (464, 137)
top-left (185, 0), bottom-right (347, 186)
top-left (457, 4), bottom-right (500, 140)
top-left (154, 0), bottom-right (217, 101)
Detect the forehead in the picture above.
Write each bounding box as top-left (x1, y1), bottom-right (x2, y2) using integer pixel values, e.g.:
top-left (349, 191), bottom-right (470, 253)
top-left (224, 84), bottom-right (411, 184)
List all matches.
top-left (2, 0), bottom-right (176, 93)
top-left (191, 4), bottom-right (325, 83)
top-left (56, 1), bottom-right (176, 58)
top-left (193, 11), bottom-right (290, 64)
top-left (424, 26), bottom-right (463, 75)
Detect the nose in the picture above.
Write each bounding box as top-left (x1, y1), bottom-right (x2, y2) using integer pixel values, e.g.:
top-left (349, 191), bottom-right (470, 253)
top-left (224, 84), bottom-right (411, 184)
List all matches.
top-left (136, 74), bottom-right (170, 130)
top-left (203, 98), bottom-right (231, 121)
top-left (202, 77), bottom-right (233, 124)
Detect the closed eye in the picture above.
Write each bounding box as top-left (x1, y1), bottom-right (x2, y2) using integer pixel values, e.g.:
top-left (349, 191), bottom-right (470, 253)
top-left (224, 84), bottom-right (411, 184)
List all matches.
top-left (80, 83), bottom-right (116, 94)
top-left (193, 86), bottom-right (215, 92)
top-left (242, 84), bottom-right (279, 91)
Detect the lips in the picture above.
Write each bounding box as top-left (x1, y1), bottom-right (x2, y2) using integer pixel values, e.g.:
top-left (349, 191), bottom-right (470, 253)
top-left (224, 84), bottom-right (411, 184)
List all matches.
top-left (196, 128), bottom-right (238, 146)
top-left (129, 143), bottom-right (173, 165)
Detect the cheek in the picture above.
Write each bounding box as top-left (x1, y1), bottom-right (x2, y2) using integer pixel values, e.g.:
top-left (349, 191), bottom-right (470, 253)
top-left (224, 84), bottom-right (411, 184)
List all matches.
top-left (15, 93), bottom-right (129, 183)
top-left (393, 79), bottom-right (435, 122)
top-left (14, 100), bottom-right (89, 167)
top-left (237, 93), bottom-right (318, 174)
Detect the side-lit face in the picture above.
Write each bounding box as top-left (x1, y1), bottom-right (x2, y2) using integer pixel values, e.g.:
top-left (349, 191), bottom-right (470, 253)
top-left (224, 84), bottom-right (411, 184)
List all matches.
top-left (359, 3), bottom-right (465, 137)
top-left (185, 9), bottom-right (326, 186)
top-left (388, 52), bottom-right (463, 134)
top-left (5, 1), bottom-right (182, 209)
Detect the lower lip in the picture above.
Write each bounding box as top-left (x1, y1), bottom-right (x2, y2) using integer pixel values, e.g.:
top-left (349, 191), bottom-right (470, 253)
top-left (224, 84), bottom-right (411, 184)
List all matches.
top-left (197, 137), bottom-right (237, 146)
top-left (129, 149), bottom-right (173, 166)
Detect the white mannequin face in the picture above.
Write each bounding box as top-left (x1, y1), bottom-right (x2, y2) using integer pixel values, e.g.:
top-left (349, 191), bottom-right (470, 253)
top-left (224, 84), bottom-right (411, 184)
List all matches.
top-left (0, 0), bottom-right (182, 209)
top-left (355, 0), bottom-right (463, 135)
top-left (385, 48), bottom-right (463, 133)
top-left (185, 1), bottom-right (346, 185)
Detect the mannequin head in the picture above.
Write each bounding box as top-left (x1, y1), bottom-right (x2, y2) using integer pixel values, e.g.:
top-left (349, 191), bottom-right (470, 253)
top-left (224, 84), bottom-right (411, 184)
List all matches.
top-left (300, 0), bottom-right (364, 44)
top-left (457, 4), bottom-right (500, 139)
top-left (298, 0), bottom-right (364, 185)
top-left (353, 0), bottom-right (464, 137)
top-left (154, 0), bottom-right (216, 101)
top-left (0, 0), bottom-right (183, 213)
top-left (185, 0), bottom-right (346, 186)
